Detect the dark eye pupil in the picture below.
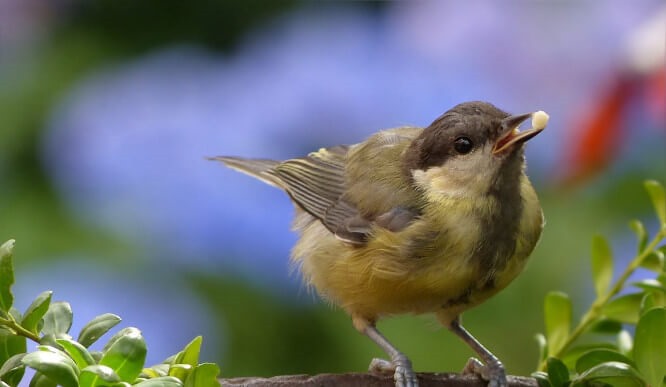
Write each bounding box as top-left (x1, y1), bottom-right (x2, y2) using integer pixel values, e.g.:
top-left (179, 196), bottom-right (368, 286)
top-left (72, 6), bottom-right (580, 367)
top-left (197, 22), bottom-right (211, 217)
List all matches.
top-left (454, 137), bottom-right (473, 154)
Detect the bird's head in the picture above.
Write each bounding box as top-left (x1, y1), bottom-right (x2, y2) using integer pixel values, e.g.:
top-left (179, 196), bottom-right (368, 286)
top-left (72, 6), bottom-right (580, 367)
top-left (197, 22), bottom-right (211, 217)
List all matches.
top-left (404, 101), bottom-right (548, 198)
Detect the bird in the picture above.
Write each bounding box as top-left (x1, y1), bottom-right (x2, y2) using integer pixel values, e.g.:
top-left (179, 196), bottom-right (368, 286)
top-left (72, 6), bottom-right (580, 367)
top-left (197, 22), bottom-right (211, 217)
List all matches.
top-left (210, 101), bottom-right (548, 387)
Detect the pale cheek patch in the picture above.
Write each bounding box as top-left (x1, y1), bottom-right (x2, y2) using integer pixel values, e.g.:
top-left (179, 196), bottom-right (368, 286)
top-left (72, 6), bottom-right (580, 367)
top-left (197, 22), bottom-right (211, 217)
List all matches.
top-left (412, 167), bottom-right (467, 198)
top-left (412, 158), bottom-right (496, 200)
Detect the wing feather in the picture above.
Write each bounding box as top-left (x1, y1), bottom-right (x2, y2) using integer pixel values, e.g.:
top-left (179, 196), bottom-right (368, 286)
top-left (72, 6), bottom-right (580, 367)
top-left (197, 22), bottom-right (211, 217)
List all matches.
top-left (213, 134), bottom-right (420, 245)
top-left (208, 156), bottom-right (283, 188)
top-left (275, 145), bottom-right (357, 232)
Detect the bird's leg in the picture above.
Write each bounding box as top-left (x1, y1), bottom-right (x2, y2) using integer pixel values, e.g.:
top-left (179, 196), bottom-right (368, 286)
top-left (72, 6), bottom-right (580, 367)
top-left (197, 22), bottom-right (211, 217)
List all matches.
top-left (352, 315), bottom-right (418, 387)
top-left (448, 317), bottom-right (507, 387)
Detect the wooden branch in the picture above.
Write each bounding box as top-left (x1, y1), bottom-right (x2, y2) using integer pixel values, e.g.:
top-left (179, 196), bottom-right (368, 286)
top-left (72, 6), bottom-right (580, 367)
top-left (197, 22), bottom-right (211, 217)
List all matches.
top-left (220, 372), bottom-right (538, 386)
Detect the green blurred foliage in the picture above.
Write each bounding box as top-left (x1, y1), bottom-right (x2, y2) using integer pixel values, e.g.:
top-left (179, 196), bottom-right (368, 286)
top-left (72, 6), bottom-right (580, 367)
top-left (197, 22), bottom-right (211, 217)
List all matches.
top-left (533, 180), bottom-right (666, 387)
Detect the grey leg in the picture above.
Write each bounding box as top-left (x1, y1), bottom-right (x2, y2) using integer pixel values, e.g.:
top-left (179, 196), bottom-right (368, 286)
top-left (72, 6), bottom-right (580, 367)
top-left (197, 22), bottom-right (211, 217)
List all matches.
top-left (353, 316), bottom-right (418, 387)
top-left (449, 317), bottom-right (507, 387)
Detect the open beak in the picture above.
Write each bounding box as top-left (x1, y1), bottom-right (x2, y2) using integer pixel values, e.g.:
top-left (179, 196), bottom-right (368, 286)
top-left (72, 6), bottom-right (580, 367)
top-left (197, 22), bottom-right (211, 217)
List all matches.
top-left (493, 110), bottom-right (549, 155)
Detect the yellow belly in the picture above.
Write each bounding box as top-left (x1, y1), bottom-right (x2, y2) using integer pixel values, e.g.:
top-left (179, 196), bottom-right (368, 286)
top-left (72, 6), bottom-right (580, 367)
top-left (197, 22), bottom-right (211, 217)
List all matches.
top-left (291, 181), bottom-right (543, 322)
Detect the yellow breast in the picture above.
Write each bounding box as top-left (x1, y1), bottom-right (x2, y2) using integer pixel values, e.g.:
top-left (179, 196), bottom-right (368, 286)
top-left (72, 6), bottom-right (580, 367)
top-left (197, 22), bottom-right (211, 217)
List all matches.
top-left (291, 175), bottom-right (543, 321)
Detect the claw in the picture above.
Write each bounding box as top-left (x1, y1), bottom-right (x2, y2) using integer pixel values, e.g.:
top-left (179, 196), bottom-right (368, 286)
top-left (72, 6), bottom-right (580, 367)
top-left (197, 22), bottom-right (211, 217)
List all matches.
top-left (462, 357), bottom-right (507, 387)
top-left (369, 357), bottom-right (419, 387)
top-left (369, 358), bottom-right (394, 374)
top-left (356, 318), bottom-right (419, 387)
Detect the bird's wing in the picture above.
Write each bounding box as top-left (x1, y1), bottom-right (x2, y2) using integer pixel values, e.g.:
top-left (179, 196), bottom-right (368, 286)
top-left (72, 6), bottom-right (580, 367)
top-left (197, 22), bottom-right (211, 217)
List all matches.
top-left (274, 146), bottom-right (361, 234)
top-left (277, 143), bottom-right (420, 245)
top-left (213, 136), bottom-right (420, 245)
top-left (208, 156), bottom-right (284, 188)
top-left (211, 147), bottom-right (362, 240)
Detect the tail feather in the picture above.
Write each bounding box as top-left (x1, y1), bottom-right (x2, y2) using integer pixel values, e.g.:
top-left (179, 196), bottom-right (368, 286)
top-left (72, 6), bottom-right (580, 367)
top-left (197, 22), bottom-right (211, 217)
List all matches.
top-left (208, 156), bottom-right (284, 189)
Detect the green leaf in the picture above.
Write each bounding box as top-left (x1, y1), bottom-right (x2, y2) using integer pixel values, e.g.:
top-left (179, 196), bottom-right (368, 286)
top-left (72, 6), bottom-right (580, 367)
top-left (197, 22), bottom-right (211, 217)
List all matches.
top-left (641, 292), bottom-right (665, 315)
top-left (90, 351), bottom-right (104, 363)
top-left (645, 180), bottom-right (666, 226)
top-left (39, 332), bottom-right (72, 349)
top-left (135, 377), bottom-right (184, 386)
top-left (102, 327), bottom-right (133, 353)
top-left (641, 250), bottom-right (665, 273)
top-left (168, 364), bottom-right (192, 382)
top-left (591, 235), bottom-right (613, 298)
top-left (22, 350), bottom-right (79, 387)
top-left (41, 302), bottom-right (73, 335)
top-left (162, 354), bottom-right (178, 365)
top-left (535, 333), bottom-right (548, 363)
top-left (140, 368), bottom-right (162, 378)
top-left (21, 291), bottom-right (53, 334)
top-left (531, 371), bottom-right (552, 387)
top-left (175, 336), bottom-right (202, 368)
top-left (29, 372), bottom-right (56, 387)
top-left (560, 343), bottom-right (619, 370)
top-left (0, 332), bottom-right (27, 370)
top-left (0, 353), bottom-right (26, 387)
top-left (654, 245), bottom-right (666, 266)
top-left (632, 279), bottom-right (666, 293)
top-left (546, 357), bottom-right (569, 387)
top-left (571, 361), bottom-right (645, 387)
top-left (36, 344), bottom-right (69, 355)
top-left (143, 364), bottom-right (169, 378)
top-left (56, 338), bottom-right (96, 369)
top-left (99, 327), bottom-right (147, 383)
top-left (1, 368), bottom-right (24, 387)
top-left (634, 307), bottom-right (666, 387)
top-left (575, 349), bottom-right (635, 373)
top-left (603, 293), bottom-right (643, 324)
top-left (38, 334), bottom-right (58, 348)
top-left (0, 240), bottom-right (16, 314)
top-left (7, 308), bottom-right (20, 322)
top-left (78, 313), bottom-right (122, 348)
top-left (79, 365), bottom-right (120, 387)
top-left (629, 220), bottom-right (649, 253)
top-left (618, 330), bottom-right (633, 356)
top-left (0, 353), bottom-right (25, 376)
top-left (588, 317), bottom-right (623, 334)
top-left (132, 376), bottom-right (183, 387)
top-left (184, 363), bottom-right (219, 387)
top-left (544, 291), bottom-right (572, 356)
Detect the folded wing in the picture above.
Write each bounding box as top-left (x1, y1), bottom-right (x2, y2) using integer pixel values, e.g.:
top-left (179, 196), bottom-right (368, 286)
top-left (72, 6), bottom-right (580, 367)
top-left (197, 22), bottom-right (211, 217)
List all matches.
top-left (212, 132), bottom-right (421, 245)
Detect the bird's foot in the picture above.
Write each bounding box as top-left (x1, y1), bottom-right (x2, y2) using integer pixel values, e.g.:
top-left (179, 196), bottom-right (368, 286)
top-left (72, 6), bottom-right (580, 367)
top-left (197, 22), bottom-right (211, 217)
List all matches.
top-left (369, 357), bottom-right (419, 387)
top-left (462, 357), bottom-right (507, 387)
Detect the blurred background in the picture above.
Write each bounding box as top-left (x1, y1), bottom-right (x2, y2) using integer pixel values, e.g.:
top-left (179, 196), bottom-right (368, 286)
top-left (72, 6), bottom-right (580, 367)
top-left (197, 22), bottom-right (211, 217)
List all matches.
top-left (1, 0), bottom-right (664, 379)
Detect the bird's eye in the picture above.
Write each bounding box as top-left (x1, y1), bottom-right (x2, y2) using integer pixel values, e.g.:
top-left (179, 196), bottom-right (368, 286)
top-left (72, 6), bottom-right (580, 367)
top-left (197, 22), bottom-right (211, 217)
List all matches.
top-left (454, 137), bottom-right (474, 154)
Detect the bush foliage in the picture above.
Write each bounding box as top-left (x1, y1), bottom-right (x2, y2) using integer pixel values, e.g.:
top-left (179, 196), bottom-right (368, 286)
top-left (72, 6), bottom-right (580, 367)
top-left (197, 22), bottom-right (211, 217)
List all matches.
top-left (534, 180), bottom-right (666, 387)
top-left (0, 240), bottom-right (219, 387)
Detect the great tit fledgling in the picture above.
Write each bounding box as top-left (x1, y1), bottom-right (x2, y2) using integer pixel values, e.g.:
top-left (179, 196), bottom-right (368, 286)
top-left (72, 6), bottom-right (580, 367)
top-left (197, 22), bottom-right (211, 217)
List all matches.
top-left (211, 101), bottom-right (548, 387)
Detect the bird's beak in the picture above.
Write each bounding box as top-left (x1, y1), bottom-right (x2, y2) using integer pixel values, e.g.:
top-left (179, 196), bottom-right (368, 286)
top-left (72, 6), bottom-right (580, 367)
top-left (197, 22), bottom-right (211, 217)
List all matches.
top-left (493, 111), bottom-right (549, 155)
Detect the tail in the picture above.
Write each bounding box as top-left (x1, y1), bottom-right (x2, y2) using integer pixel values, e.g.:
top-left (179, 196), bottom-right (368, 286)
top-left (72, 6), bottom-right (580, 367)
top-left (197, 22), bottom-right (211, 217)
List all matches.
top-left (208, 156), bottom-right (285, 189)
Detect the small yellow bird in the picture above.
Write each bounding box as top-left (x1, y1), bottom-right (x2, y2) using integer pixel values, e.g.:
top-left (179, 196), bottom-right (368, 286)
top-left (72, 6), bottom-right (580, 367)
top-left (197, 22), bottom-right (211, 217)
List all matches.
top-left (211, 101), bottom-right (548, 387)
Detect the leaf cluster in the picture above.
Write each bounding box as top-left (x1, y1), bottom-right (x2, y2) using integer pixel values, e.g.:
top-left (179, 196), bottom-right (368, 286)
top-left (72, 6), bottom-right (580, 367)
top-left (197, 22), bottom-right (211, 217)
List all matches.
top-left (0, 240), bottom-right (220, 387)
top-left (534, 180), bottom-right (666, 387)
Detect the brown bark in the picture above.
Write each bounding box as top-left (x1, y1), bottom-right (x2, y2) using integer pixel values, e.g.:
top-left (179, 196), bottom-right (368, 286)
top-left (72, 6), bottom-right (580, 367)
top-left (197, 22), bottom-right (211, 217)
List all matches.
top-left (220, 372), bottom-right (538, 386)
